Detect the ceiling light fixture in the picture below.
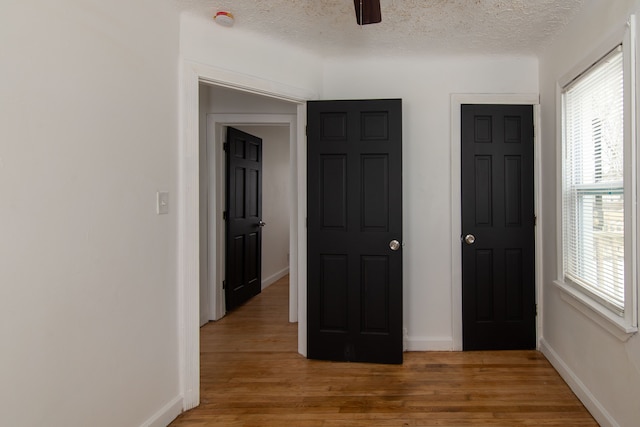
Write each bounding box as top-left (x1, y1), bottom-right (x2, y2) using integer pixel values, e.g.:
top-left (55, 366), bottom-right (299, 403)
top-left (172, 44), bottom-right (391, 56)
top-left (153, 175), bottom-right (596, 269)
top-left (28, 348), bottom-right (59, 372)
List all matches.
top-left (214, 11), bottom-right (234, 27)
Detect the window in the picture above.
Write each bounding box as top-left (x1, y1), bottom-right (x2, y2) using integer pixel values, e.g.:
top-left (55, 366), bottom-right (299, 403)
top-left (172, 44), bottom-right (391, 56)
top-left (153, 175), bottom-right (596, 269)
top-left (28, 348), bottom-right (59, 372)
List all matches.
top-left (559, 30), bottom-right (637, 337)
top-left (562, 47), bottom-right (625, 314)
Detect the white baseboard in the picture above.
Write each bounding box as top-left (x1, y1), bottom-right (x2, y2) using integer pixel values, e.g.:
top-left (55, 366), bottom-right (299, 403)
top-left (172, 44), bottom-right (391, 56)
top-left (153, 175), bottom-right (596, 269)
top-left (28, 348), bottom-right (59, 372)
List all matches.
top-left (539, 338), bottom-right (618, 427)
top-left (140, 395), bottom-right (183, 427)
top-left (261, 267), bottom-right (289, 290)
top-left (405, 336), bottom-right (454, 351)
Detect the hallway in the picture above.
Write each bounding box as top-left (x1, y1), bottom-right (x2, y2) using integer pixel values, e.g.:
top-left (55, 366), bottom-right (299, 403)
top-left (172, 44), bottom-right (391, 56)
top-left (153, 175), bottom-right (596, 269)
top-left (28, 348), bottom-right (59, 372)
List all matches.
top-left (170, 276), bottom-right (596, 426)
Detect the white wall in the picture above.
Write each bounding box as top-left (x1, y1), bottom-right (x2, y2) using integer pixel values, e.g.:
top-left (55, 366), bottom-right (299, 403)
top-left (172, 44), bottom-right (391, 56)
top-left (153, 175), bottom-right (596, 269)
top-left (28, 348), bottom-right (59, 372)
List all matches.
top-left (236, 125), bottom-right (291, 288)
top-left (205, 85), bottom-right (298, 115)
top-left (323, 55), bottom-right (539, 349)
top-left (538, 1), bottom-right (640, 426)
top-left (0, 1), bottom-right (182, 426)
top-left (180, 12), bottom-right (323, 98)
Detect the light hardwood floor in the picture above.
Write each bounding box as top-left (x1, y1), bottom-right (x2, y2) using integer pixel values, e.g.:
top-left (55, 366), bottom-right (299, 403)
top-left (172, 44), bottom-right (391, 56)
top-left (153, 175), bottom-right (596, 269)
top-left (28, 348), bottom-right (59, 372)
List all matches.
top-left (170, 275), bottom-right (597, 426)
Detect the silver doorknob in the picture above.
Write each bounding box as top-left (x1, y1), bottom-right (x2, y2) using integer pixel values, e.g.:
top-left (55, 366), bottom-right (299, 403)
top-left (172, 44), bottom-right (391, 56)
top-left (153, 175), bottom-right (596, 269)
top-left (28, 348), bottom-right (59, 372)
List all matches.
top-left (389, 240), bottom-right (401, 251)
top-left (464, 234), bottom-right (475, 245)
top-left (258, 220), bottom-right (266, 227)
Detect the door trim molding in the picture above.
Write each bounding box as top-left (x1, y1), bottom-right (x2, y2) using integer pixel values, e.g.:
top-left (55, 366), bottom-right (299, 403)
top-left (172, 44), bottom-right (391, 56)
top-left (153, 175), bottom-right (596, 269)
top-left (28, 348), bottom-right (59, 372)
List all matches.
top-left (450, 94), bottom-right (541, 351)
top-left (178, 59), bottom-right (313, 410)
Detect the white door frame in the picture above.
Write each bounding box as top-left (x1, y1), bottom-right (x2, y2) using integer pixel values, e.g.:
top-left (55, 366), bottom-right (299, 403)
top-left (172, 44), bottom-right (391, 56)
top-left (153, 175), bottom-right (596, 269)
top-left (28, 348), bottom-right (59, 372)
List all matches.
top-left (178, 60), bottom-right (314, 410)
top-left (206, 114), bottom-right (297, 322)
top-left (450, 93), bottom-right (542, 351)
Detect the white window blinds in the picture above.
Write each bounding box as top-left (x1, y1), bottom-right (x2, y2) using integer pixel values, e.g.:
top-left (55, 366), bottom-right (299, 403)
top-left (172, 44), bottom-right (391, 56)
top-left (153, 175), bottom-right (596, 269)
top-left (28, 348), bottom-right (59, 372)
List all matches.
top-left (562, 46), bottom-right (625, 314)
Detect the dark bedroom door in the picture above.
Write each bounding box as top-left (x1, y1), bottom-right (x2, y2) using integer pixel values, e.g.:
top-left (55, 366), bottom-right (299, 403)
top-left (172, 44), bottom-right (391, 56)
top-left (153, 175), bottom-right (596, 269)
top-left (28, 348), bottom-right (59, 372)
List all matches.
top-left (225, 126), bottom-right (264, 312)
top-left (307, 99), bottom-right (403, 364)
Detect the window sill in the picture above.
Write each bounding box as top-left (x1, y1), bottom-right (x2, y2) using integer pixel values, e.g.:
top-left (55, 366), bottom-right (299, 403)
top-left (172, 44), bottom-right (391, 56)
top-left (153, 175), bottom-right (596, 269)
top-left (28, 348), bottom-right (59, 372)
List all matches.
top-left (553, 280), bottom-right (637, 342)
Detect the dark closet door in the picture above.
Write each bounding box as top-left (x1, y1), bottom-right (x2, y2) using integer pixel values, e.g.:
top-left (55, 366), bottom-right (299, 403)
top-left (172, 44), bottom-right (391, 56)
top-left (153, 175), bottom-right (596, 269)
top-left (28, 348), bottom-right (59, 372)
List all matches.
top-left (461, 104), bottom-right (536, 350)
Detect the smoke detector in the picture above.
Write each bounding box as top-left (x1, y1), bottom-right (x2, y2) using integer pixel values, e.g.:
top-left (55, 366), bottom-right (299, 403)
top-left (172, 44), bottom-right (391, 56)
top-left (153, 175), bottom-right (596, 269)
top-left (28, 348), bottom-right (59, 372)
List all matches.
top-left (214, 11), bottom-right (234, 27)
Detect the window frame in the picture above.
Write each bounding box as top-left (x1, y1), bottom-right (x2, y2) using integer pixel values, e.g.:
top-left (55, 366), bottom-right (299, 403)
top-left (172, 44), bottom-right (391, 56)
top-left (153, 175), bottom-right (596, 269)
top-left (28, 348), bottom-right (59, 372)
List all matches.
top-left (555, 16), bottom-right (638, 340)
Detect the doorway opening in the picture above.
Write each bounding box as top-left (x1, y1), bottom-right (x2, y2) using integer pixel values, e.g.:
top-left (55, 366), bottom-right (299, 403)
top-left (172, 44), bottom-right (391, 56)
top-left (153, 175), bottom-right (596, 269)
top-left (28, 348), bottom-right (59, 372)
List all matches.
top-left (198, 83), bottom-right (299, 324)
top-left (179, 61), bottom-right (313, 410)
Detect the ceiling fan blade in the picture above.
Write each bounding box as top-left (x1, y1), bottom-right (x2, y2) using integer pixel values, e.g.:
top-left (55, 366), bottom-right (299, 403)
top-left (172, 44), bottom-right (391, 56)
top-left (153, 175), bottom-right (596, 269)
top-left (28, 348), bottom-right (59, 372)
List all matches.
top-left (353, 0), bottom-right (381, 25)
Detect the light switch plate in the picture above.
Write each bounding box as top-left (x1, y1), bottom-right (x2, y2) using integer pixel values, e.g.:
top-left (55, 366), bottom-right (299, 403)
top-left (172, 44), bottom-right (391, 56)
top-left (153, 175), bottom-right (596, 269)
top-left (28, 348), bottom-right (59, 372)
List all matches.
top-left (157, 191), bottom-right (169, 215)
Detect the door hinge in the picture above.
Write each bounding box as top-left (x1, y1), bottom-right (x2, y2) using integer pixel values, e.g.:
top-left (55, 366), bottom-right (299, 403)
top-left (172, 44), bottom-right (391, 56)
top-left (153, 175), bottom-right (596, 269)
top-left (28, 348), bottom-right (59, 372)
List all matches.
top-left (223, 211), bottom-right (227, 220)
top-left (534, 215), bottom-right (537, 226)
top-left (535, 304), bottom-right (538, 316)
top-left (305, 126), bottom-right (307, 136)
top-left (222, 280), bottom-right (226, 290)
top-left (223, 142), bottom-right (228, 151)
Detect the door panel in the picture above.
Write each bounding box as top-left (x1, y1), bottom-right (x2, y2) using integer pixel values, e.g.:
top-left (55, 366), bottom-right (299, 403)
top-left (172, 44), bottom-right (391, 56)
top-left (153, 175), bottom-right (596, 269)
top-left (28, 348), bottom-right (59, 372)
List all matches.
top-left (320, 155), bottom-right (347, 229)
top-left (362, 155), bottom-right (389, 231)
top-left (361, 255), bottom-right (390, 332)
top-left (320, 254), bottom-right (349, 331)
top-left (225, 127), bottom-right (263, 311)
top-left (461, 104), bottom-right (535, 351)
top-left (307, 99), bottom-right (403, 364)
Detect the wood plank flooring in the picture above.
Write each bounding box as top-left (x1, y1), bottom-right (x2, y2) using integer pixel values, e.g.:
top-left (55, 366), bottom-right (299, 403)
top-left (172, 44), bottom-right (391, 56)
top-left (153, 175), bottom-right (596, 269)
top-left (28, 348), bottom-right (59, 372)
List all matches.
top-left (170, 276), bottom-right (597, 426)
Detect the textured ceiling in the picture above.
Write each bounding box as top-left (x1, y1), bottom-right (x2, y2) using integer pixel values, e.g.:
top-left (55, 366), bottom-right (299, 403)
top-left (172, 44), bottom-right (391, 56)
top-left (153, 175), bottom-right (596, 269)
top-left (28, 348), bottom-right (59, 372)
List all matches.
top-left (174, 0), bottom-right (585, 57)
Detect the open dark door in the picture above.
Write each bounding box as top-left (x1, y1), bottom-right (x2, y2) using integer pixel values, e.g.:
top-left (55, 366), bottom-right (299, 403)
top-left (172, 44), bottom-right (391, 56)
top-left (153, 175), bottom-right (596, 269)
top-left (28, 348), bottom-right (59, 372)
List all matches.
top-left (225, 127), bottom-right (263, 311)
top-left (461, 104), bottom-right (536, 350)
top-left (307, 99), bottom-right (403, 364)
